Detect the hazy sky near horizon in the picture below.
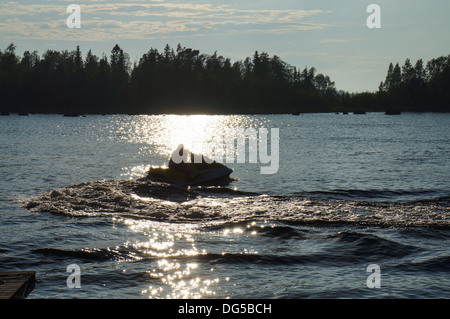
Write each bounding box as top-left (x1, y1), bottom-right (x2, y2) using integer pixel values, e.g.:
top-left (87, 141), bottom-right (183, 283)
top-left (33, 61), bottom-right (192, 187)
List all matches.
top-left (1, 0), bottom-right (449, 92)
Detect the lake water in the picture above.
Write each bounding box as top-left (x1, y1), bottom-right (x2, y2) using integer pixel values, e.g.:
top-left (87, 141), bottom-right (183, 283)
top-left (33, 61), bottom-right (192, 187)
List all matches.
top-left (1, 113), bottom-right (449, 299)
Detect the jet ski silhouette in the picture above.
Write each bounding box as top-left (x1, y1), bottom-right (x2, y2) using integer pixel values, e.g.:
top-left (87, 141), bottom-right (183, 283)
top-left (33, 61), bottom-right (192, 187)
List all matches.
top-left (145, 144), bottom-right (234, 186)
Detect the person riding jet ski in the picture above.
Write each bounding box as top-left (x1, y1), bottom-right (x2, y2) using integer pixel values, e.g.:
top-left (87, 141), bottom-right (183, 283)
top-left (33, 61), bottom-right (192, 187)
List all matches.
top-left (168, 144), bottom-right (219, 172)
top-left (146, 144), bottom-right (233, 185)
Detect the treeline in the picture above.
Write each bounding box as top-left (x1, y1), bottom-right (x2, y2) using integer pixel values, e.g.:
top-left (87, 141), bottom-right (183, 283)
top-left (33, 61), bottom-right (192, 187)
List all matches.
top-left (346, 55), bottom-right (450, 113)
top-left (0, 43), bottom-right (449, 114)
top-left (377, 56), bottom-right (450, 112)
top-left (0, 43), bottom-right (336, 114)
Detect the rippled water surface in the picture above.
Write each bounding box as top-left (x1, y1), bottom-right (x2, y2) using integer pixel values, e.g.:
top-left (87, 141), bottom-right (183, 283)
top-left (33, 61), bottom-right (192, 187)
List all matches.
top-left (1, 113), bottom-right (449, 298)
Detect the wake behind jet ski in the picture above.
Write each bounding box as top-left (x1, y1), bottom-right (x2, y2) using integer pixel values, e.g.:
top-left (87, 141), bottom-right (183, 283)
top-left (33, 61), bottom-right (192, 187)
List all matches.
top-left (145, 145), bottom-right (234, 186)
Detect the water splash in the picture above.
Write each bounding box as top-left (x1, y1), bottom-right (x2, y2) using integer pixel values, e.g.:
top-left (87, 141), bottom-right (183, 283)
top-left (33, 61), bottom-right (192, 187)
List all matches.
top-left (22, 179), bottom-right (450, 229)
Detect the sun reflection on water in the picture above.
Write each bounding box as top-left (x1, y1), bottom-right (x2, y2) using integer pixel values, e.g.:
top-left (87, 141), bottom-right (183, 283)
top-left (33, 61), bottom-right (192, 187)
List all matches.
top-left (122, 218), bottom-right (220, 299)
top-left (119, 114), bottom-right (266, 175)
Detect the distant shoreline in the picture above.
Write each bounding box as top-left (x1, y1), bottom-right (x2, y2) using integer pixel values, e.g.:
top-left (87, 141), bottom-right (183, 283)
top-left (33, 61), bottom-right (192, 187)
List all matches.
top-left (2, 110), bottom-right (450, 117)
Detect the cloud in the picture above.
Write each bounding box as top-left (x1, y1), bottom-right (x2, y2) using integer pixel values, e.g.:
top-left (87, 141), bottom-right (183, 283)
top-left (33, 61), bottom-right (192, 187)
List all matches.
top-left (0, 1), bottom-right (330, 41)
top-left (319, 38), bottom-right (365, 43)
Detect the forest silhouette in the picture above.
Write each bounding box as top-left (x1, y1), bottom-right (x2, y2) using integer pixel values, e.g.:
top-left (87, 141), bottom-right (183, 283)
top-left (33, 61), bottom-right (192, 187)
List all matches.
top-left (0, 43), bottom-right (449, 115)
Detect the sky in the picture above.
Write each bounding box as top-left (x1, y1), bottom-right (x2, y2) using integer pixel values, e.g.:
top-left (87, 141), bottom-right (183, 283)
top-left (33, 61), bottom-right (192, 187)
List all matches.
top-left (0, 0), bottom-right (449, 92)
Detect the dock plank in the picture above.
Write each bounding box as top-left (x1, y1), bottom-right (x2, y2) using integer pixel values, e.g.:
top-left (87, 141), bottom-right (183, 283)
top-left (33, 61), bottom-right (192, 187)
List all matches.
top-left (0, 271), bottom-right (36, 299)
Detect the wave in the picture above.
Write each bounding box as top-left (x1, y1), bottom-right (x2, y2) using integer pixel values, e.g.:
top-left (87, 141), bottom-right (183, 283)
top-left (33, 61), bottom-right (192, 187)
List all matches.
top-left (32, 231), bottom-right (422, 266)
top-left (22, 179), bottom-right (450, 229)
top-left (329, 231), bottom-right (421, 259)
top-left (298, 188), bottom-right (446, 201)
top-left (33, 247), bottom-right (137, 262)
top-left (393, 255), bottom-right (450, 273)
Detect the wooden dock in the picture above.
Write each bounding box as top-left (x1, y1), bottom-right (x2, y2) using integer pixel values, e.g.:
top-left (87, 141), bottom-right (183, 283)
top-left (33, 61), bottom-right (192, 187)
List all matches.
top-left (0, 271), bottom-right (36, 299)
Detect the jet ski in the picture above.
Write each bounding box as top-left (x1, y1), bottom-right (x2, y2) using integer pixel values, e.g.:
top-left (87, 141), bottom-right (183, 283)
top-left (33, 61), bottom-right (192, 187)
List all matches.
top-left (145, 145), bottom-right (234, 186)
